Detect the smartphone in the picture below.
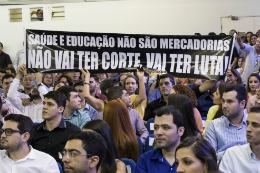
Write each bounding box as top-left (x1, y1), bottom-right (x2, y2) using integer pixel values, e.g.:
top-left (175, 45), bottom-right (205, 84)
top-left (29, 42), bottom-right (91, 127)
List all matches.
top-left (238, 32), bottom-right (246, 37)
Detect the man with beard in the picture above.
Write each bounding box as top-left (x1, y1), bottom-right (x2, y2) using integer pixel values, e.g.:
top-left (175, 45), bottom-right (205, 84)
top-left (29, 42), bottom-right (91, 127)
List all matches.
top-left (0, 114), bottom-right (59, 172)
top-left (89, 75), bottom-right (106, 101)
top-left (204, 84), bottom-right (248, 162)
top-left (135, 106), bottom-right (184, 173)
top-left (220, 106), bottom-right (260, 172)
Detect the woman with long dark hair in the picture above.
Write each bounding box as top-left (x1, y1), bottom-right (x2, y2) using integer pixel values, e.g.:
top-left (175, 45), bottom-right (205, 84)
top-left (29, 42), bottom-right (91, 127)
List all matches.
top-left (83, 120), bottom-right (126, 173)
top-left (170, 84), bottom-right (203, 133)
top-left (167, 93), bottom-right (201, 141)
top-left (175, 137), bottom-right (219, 173)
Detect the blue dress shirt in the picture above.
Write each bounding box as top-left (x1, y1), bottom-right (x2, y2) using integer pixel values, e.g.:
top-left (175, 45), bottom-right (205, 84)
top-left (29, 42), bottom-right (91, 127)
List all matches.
top-left (134, 148), bottom-right (176, 173)
top-left (148, 87), bottom-right (161, 103)
top-left (204, 114), bottom-right (248, 162)
top-left (62, 110), bottom-right (91, 129)
top-left (83, 103), bottom-right (98, 120)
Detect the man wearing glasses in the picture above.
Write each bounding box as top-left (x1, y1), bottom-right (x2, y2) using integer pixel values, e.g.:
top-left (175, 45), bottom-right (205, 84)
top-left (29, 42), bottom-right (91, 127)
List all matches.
top-left (60, 131), bottom-right (107, 173)
top-left (0, 114), bottom-right (59, 172)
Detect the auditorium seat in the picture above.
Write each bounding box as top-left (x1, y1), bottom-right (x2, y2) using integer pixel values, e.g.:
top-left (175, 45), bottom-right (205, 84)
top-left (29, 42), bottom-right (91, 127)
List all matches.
top-left (145, 134), bottom-right (155, 152)
top-left (145, 118), bottom-right (154, 134)
top-left (136, 135), bottom-right (143, 155)
top-left (121, 158), bottom-right (136, 173)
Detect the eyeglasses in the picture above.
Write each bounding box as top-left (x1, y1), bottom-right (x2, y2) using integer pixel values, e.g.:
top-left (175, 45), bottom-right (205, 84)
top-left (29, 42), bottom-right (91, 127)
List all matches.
top-left (0, 128), bottom-right (25, 136)
top-left (58, 151), bottom-right (92, 160)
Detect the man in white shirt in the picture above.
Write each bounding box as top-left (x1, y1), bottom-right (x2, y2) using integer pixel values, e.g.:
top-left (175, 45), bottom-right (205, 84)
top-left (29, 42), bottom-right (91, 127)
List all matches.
top-left (219, 106), bottom-right (260, 173)
top-left (0, 114), bottom-right (59, 173)
top-left (13, 43), bottom-right (26, 72)
top-left (7, 64), bottom-right (43, 122)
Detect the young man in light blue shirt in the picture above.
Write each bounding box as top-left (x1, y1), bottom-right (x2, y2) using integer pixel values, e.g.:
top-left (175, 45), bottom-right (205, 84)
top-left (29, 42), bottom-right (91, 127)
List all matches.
top-left (57, 86), bottom-right (91, 129)
top-left (204, 84), bottom-right (248, 162)
top-left (220, 106), bottom-right (260, 173)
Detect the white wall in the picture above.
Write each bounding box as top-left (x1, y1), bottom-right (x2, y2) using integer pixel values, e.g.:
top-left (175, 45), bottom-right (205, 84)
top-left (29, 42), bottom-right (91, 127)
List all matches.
top-left (1, 0), bottom-right (260, 61)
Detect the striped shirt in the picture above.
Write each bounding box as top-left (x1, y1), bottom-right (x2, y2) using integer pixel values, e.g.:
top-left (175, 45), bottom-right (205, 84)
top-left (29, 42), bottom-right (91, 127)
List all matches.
top-left (204, 114), bottom-right (248, 162)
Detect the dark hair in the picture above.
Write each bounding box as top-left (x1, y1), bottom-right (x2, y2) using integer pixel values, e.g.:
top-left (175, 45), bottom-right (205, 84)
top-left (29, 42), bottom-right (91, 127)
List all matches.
top-left (2, 74), bottom-right (14, 84)
top-left (0, 69), bottom-right (6, 74)
top-left (167, 94), bottom-right (200, 140)
top-left (53, 81), bottom-right (66, 91)
top-left (5, 67), bottom-right (16, 75)
top-left (172, 84), bottom-right (198, 107)
top-left (0, 97), bottom-right (2, 112)
top-left (56, 86), bottom-right (78, 101)
top-left (235, 57), bottom-right (244, 69)
top-left (90, 74), bottom-right (100, 83)
top-left (0, 42), bottom-right (3, 47)
top-left (219, 33), bottom-right (226, 36)
top-left (230, 29), bottom-right (237, 34)
top-left (36, 9), bottom-right (42, 14)
top-left (208, 32), bottom-right (216, 36)
top-left (100, 78), bottom-right (119, 96)
top-left (213, 83), bottom-right (230, 120)
top-left (247, 31), bottom-right (253, 35)
top-left (194, 33), bottom-right (201, 36)
top-left (73, 81), bottom-right (84, 88)
top-left (155, 105), bottom-right (184, 129)
top-left (58, 75), bottom-right (73, 86)
top-left (4, 114), bottom-right (34, 146)
top-left (230, 68), bottom-right (243, 84)
top-left (223, 84), bottom-right (247, 106)
top-left (68, 131), bottom-right (107, 171)
top-left (247, 73), bottom-right (260, 93)
top-left (250, 107), bottom-right (260, 113)
top-left (159, 74), bottom-right (175, 85)
top-left (43, 91), bottom-right (66, 108)
top-left (250, 34), bottom-right (257, 46)
top-left (83, 120), bottom-right (121, 173)
top-left (124, 74), bottom-right (139, 94)
top-left (107, 86), bottom-right (125, 101)
top-left (42, 73), bottom-right (54, 87)
top-left (175, 137), bottom-right (218, 173)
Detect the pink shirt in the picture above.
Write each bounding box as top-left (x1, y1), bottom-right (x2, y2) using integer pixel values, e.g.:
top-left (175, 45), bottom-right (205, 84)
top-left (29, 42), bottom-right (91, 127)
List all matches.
top-left (246, 95), bottom-right (260, 114)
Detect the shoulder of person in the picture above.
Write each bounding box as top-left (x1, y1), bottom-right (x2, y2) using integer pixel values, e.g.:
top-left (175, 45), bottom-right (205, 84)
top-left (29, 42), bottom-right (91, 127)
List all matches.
top-left (66, 121), bottom-right (81, 131)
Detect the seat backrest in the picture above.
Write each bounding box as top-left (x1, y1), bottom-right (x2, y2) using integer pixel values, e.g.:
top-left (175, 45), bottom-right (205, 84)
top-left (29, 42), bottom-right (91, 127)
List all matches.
top-left (57, 162), bottom-right (63, 173)
top-left (33, 122), bottom-right (40, 126)
top-left (146, 118), bottom-right (155, 134)
top-left (136, 135), bottom-right (143, 155)
top-left (145, 134), bottom-right (155, 152)
top-left (121, 158), bottom-right (136, 173)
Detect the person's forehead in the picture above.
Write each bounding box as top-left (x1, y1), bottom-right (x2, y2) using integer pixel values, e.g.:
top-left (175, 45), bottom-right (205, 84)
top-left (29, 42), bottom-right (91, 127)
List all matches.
top-left (126, 77), bottom-right (136, 82)
top-left (75, 85), bottom-right (83, 90)
top-left (61, 77), bottom-right (67, 81)
top-left (70, 91), bottom-right (78, 96)
top-left (247, 112), bottom-right (260, 125)
top-left (160, 77), bottom-right (171, 83)
top-left (176, 147), bottom-right (196, 159)
top-left (222, 91), bottom-right (237, 99)
top-left (44, 98), bottom-right (58, 105)
top-left (2, 120), bottom-right (19, 130)
top-left (24, 75), bottom-right (34, 80)
top-left (154, 114), bottom-right (174, 125)
top-left (3, 77), bottom-right (13, 82)
top-left (65, 139), bottom-right (85, 153)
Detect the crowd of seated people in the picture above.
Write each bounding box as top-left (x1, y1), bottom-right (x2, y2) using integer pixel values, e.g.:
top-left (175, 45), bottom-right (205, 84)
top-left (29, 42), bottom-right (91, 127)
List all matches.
top-left (1, 28), bottom-right (260, 173)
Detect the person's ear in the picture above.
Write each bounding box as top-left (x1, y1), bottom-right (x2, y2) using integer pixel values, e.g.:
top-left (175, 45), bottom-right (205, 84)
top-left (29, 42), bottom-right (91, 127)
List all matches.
top-left (22, 132), bottom-right (30, 143)
top-left (66, 100), bottom-right (69, 106)
top-left (89, 156), bottom-right (99, 168)
top-left (178, 127), bottom-right (185, 137)
top-left (58, 106), bottom-right (65, 113)
top-left (240, 100), bottom-right (246, 109)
